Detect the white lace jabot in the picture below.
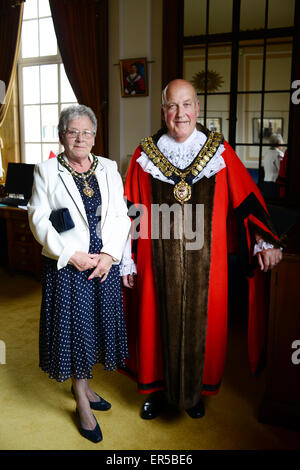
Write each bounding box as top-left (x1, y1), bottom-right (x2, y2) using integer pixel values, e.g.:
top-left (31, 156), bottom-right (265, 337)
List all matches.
top-left (136, 128), bottom-right (226, 184)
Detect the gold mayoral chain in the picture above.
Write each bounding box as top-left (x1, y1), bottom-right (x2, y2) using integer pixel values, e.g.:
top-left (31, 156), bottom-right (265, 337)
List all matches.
top-left (57, 153), bottom-right (98, 198)
top-left (140, 131), bottom-right (222, 203)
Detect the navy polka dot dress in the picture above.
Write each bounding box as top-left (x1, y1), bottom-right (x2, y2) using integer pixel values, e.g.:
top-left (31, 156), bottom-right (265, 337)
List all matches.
top-left (39, 173), bottom-right (129, 382)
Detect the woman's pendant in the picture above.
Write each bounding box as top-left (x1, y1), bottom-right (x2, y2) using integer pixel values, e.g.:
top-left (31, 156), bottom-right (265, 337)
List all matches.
top-left (83, 183), bottom-right (94, 197)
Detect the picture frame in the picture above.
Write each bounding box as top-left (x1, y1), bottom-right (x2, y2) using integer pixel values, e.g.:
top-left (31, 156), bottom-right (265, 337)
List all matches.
top-left (197, 117), bottom-right (222, 133)
top-left (252, 118), bottom-right (283, 144)
top-left (120, 58), bottom-right (148, 98)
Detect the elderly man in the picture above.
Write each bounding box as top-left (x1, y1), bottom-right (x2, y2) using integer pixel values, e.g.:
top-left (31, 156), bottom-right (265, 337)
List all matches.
top-left (121, 79), bottom-right (282, 420)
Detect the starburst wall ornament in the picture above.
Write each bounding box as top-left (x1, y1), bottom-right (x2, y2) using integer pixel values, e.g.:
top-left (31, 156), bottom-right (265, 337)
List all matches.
top-left (191, 70), bottom-right (224, 92)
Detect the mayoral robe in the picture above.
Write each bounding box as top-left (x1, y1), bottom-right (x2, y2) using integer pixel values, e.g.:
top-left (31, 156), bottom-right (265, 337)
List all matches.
top-left (121, 128), bottom-right (280, 409)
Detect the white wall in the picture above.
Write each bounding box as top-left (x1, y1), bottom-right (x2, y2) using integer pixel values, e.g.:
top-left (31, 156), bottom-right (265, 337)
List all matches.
top-left (108, 0), bottom-right (163, 177)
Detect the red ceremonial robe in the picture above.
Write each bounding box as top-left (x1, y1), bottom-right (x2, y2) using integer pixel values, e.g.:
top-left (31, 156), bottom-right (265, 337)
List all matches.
top-left (121, 133), bottom-right (280, 409)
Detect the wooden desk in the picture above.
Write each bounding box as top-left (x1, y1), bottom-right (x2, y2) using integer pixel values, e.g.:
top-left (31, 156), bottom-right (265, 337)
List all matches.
top-left (258, 218), bottom-right (300, 429)
top-left (0, 205), bottom-right (42, 280)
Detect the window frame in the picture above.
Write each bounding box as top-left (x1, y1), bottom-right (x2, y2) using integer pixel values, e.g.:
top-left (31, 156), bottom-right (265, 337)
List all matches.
top-left (17, 2), bottom-right (77, 164)
top-left (182, 0), bottom-right (295, 194)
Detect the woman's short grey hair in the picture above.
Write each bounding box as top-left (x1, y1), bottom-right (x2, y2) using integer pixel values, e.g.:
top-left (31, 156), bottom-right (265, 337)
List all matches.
top-left (269, 133), bottom-right (283, 148)
top-left (58, 104), bottom-right (97, 134)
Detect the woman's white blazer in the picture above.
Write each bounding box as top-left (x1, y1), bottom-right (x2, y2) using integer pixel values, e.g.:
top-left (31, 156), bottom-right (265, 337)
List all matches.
top-left (28, 155), bottom-right (131, 270)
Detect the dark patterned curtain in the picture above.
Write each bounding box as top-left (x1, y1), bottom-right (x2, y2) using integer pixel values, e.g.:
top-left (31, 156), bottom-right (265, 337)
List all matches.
top-left (49, 0), bottom-right (108, 156)
top-left (0, 1), bottom-right (23, 125)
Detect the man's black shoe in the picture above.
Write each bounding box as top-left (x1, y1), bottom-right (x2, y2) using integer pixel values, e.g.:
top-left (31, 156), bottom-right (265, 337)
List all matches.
top-left (185, 399), bottom-right (205, 419)
top-left (141, 391), bottom-right (166, 420)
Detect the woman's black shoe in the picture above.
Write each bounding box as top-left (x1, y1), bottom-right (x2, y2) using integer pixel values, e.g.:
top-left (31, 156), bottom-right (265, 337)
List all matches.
top-left (185, 399), bottom-right (205, 419)
top-left (75, 409), bottom-right (102, 443)
top-left (141, 391), bottom-right (166, 420)
top-left (71, 385), bottom-right (111, 411)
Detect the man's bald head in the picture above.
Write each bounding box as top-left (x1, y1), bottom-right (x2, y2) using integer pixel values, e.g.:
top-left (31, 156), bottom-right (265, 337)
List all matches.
top-left (162, 79), bottom-right (198, 107)
top-left (161, 79), bottom-right (200, 143)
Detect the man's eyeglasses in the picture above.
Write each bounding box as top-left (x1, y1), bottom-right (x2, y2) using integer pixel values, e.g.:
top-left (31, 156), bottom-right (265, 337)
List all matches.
top-left (64, 129), bottom-right (95, 140)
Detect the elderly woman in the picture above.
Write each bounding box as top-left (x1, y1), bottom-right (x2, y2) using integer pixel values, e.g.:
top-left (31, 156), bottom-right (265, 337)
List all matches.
top-left (28, 105), bottom-right (131, 443)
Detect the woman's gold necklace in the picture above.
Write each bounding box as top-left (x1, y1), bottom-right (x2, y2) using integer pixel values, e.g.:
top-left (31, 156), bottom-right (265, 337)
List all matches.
top-left (57, 153), bottom-right (98, 198)
top-left (78, 173), bottom-right (95, 197)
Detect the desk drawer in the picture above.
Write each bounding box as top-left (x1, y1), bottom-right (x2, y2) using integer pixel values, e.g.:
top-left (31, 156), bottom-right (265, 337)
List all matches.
top-left (11, 230), bottom-right (33, 243)
top-left (10, 244), bottom-right (38, 271)
top-left (10, 218), bottom-right (28, 231)
top-left (7, 215), bottom-right (33, 243)
top-left (0, 206), bottom-right (42, 279)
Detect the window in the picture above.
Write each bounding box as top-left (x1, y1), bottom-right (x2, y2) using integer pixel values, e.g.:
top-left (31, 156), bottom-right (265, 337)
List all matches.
top-left (18, 0), bottom-right (77, 164)
top-left (183, 0), bottom-right (295, 198)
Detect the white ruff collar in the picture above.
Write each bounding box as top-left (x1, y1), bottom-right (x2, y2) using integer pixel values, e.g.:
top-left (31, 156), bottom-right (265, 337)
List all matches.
top-left (137, 129), bottom-right (226, 184)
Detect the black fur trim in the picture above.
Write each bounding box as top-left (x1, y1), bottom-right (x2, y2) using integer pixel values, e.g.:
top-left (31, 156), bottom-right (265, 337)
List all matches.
top-left (234, 192), bottom-right (280, 277)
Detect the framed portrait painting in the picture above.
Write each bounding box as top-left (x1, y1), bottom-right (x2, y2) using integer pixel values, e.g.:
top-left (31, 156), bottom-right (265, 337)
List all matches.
top-left (120, 58), bottom-right (148, 97)
top-left (197, 117), bottom-right (222, 133)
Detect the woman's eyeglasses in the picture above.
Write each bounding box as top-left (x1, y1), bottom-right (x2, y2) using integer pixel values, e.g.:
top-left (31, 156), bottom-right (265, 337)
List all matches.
top-left (64, 130), bottom-right (95, 140)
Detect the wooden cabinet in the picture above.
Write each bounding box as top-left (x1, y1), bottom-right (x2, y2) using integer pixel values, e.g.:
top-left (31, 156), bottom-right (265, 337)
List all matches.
top-left (0, 206), bottom-right (42, 280)
top-left (259, 219), bottom-right (300, 429)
